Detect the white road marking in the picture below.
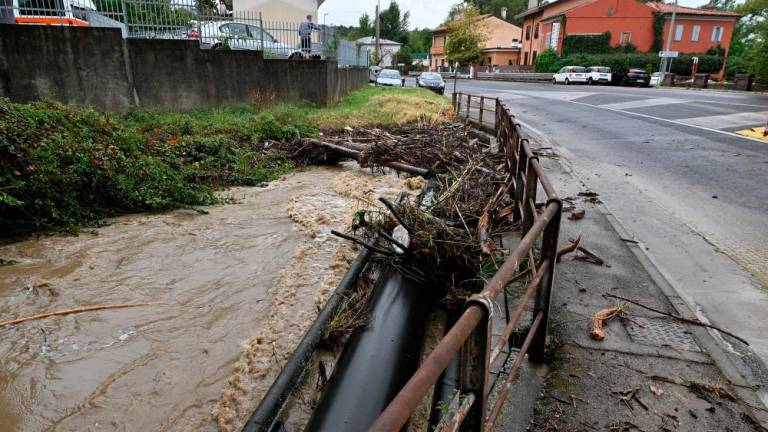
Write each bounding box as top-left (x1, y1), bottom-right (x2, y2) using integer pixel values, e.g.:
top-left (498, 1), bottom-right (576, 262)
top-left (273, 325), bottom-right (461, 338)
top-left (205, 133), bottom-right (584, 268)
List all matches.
top-left (676, 111), bottom-right (768, 130)
top-left (600, 97), bottom-right (688, 110)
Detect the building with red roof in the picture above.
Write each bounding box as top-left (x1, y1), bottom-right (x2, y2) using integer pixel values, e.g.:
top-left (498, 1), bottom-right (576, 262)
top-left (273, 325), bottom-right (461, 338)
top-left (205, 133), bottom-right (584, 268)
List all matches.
top-left (515, 0), bottom-right (740, 69)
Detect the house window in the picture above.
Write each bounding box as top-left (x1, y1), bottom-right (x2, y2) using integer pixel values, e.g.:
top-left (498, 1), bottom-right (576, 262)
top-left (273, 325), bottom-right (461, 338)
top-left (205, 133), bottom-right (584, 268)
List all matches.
top-left (711, 26), bottom-right (723, 42)
top-left (525, 25), bottom-right (531, 40)
top-left (620, 32), bottom-right (631, 44)
top-left (691, 25), bottom-right (700, 41)
top-left (488, 56), bottom-right (492, 65)
top-left (607, 7), bottom-right (614, 16)
top-left (534, 23), bottom-right (539, 39)
top-left (532, 50), bottom-right (538, 63)
top-left (524, 52), bottom-right (529, 64)
top-left (674, 24), bottom-right (684, 41)
top-left (508, 59), bottom-right (513, 65)
top-left (443, 36), bottom-right (447, 45)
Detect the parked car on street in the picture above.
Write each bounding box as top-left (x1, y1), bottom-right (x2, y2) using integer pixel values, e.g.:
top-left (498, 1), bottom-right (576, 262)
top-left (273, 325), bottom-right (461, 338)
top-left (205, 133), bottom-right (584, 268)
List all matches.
top-left (191, 21), bottom-right (305, 59)
top-left (621, 68), bottom-right (651, 87)
top-left (585, 66), bottom-right (612, 85)
top-left (649, 72), bottom-right (661, 86)
top-left (553, 66), bottom-right (587, 85)
top-left (376, 69), bottom-right (405, 87)
top-left (416, 72), bottom-right (445, 94)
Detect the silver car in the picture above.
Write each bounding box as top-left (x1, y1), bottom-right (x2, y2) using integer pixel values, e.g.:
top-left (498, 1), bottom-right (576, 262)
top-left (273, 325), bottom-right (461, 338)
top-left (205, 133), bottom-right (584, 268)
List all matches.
top-left (190, 21), bottom-right (306, 59)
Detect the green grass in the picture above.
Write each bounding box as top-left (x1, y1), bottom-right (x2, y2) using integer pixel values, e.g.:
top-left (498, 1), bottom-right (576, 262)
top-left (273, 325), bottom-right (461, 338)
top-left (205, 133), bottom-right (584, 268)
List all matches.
top-left (0, 86), bottom-right (453, 236)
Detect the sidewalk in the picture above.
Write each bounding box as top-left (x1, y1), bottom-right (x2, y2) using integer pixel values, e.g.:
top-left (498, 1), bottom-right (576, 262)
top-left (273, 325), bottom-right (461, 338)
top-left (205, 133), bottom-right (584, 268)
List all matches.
top-left (493, 152), bottom-right (768, 431)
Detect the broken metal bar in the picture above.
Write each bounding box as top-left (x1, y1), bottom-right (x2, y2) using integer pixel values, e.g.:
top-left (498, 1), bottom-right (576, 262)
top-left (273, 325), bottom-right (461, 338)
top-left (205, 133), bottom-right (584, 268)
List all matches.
top-left (330, 230), bottom-right (397, 257)
top-left (484, 312), bottom-right (544, 431)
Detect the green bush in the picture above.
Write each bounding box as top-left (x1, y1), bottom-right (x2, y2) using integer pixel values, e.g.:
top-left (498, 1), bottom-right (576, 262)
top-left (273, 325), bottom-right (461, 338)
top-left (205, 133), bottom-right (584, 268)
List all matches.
top-left (562, 32), bottom-right (611, 55)
top-left (533, 49), bottom-right (562, 73)
top-left (536, 51), bottom-right (724, 82)
top-left (0, 100), bottom-right (302, 235)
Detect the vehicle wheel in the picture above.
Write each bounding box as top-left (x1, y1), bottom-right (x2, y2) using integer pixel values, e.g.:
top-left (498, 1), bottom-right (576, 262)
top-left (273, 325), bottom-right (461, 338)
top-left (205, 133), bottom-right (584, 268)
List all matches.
top-left (552, 78), bottom-right (557, 85)
top-left (288, 52), bottom-right (303, 60)
top-left (565, 78), bottom-right (570, 85)
top-left (212, 43), bottom-right (224, 50)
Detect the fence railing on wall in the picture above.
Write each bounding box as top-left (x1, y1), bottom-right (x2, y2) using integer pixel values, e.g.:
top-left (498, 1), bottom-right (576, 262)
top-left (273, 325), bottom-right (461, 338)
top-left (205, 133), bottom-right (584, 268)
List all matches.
top-left (0, 0), bottom-right (369, 66)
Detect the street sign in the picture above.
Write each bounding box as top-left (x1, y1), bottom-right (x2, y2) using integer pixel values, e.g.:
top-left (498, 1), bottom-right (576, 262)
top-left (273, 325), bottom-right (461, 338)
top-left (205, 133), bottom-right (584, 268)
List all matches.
top-left (659, 51), bottom-right (679, 58)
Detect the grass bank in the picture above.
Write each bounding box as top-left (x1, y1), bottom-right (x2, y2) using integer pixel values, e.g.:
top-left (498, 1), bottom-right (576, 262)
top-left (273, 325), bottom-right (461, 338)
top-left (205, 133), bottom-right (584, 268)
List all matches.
top-left (0, 86), bottom-right (453, 236)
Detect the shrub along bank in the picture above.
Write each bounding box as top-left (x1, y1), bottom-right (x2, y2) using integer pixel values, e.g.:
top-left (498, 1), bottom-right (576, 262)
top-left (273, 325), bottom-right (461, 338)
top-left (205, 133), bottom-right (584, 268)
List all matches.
top-left (0, 86), bottom-right (452, 236)
top-left (534, 49), bottom-right (725, 83)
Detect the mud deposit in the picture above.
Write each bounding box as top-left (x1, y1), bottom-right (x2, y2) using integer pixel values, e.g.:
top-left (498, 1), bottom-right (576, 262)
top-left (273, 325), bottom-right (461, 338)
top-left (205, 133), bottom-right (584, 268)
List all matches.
top-left (0, 164), bottom-right (418, 432)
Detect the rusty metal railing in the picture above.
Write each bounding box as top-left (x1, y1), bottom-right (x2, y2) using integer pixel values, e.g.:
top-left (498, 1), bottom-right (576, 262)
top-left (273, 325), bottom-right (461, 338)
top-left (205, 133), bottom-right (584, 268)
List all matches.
top-left (368, 95), bottom-right (562, 432)
top-left (452, 92), bottom-right (498, 132)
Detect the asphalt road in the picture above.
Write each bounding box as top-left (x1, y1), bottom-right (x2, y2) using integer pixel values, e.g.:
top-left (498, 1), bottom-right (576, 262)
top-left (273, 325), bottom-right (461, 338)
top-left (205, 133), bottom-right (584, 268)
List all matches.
top-left (445, 79), bottom-right (768, 377)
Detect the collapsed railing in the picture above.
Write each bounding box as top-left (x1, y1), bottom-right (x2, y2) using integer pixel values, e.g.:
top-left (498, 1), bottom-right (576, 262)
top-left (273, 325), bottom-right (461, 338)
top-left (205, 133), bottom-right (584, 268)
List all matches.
top-left (451, 92), bottom-right (497, 134)
top-left (368, 95), bottom-right (562, 432)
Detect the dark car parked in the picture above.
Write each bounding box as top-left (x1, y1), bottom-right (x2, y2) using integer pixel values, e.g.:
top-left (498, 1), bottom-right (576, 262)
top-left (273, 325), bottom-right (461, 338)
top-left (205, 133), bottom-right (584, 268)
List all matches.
top-left (621, 68), bottom-right (651, 87)
top-left (416, 72), bottom-right (445, 94)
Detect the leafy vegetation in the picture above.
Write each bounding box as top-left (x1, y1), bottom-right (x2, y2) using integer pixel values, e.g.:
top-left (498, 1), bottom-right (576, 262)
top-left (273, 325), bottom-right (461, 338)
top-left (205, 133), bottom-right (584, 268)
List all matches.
top-left (472, 0), bottom-right (530, 26)
top-left (0, 86), bottom-right (452, 236)
top-left (445, 3), bottom-right (488, 67)
top-left (562, 33), bottom-right (612, 55)
top-left (534, 51), bottom-right (724, 82)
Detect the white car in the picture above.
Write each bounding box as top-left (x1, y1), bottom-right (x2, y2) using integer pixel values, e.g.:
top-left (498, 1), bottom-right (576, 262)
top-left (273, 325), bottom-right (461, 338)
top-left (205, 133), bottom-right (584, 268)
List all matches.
top-left (376, 69), bottom-right (405, 87)
top-left (553, 66), bottom-right (587, 85)
top-left (190, 21), bottom-right (306, 59)
top-left (585, 66), bottom-right (612, 85)
top-left (649, 72), bottom-right (661, 87)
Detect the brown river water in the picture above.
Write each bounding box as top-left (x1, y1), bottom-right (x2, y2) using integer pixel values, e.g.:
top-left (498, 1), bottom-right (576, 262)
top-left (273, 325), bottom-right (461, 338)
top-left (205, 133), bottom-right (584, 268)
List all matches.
top-left (0, 164), bottom-right (421, 432)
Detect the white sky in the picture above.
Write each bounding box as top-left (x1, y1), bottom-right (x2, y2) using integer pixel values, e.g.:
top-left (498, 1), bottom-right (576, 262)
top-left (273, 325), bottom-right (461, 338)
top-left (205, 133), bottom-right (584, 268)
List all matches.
top-left (318, 0), bottom-right (715, 29)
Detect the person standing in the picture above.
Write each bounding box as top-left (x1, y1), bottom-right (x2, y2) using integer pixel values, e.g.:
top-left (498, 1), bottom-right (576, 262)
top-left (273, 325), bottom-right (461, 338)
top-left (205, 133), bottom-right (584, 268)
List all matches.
top-left (298, 15), bottom-right (318, 59)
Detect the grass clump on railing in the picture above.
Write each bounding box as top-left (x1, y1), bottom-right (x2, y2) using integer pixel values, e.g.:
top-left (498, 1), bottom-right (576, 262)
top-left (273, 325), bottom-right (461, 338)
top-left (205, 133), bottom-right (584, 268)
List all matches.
top-left (0, 86), bottom-right (453, 237)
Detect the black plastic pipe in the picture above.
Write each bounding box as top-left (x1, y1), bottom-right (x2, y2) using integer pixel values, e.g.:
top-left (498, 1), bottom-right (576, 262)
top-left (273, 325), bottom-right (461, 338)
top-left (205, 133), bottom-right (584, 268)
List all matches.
top-left (304, 269), bottom-right (431, 432)
top-left (428, 309), bottom-right (463, 429)
top-left (242, 246), bottom-right (373, 432)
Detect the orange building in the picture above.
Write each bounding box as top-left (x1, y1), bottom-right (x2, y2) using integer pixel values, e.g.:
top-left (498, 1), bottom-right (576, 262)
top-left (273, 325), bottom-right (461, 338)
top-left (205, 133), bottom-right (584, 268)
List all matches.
top-left (515, 0), bottom-right (740, 66)
top-left (430, 14), bottom-right (523, 70)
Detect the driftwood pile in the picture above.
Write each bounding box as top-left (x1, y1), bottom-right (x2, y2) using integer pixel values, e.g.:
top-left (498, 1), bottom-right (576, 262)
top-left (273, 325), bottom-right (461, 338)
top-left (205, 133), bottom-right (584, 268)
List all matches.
top-left (277, 123), bottom-right (517, 300)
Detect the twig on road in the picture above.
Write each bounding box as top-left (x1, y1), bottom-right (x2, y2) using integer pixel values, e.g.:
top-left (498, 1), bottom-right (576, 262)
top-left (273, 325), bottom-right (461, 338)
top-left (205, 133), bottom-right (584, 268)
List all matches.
top-left (603, 293), bottom-right (749, 346)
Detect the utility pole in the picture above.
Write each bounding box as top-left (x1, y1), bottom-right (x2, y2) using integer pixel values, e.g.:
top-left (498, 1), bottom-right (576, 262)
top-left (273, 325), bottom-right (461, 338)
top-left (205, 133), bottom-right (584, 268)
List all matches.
top-left (374, 0), bottom-right (381, 65)
top-left (659, 0), bottom-right (678, 83)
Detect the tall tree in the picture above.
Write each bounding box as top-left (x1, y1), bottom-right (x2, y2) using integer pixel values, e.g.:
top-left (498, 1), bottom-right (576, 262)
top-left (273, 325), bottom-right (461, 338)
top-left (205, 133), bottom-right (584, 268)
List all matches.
top-left (470, 0), bottom-right (529, 26)
top-left (379, 1), bottom-right (411, 43)
top-left (407, 28), bottom-right (433, 53)
top-left (358, 13), bottom-right (373, 36)
top-left (445, 3), bottom-right (488, 66)
top-left (736, 0), bottom-right (768, 81)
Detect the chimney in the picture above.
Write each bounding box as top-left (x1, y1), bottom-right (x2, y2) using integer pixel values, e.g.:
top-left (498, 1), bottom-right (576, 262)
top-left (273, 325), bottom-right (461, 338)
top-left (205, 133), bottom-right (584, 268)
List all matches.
top-left (528, 0), bottom-right (537, 9)
top-left (500, 7), bottom-right (507, 19)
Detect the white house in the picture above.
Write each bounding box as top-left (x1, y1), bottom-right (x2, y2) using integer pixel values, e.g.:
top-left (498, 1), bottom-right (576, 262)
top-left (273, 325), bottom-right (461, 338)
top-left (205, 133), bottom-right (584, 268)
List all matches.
top-left (356, 37), bottom-right (402, 67)
top-left (234, 0), bottom-right (324, 23)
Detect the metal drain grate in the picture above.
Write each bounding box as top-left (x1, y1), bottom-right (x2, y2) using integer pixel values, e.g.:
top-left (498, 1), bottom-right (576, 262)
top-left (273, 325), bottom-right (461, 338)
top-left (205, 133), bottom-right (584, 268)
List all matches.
top-left (624, 317), bottom-right (701, 352)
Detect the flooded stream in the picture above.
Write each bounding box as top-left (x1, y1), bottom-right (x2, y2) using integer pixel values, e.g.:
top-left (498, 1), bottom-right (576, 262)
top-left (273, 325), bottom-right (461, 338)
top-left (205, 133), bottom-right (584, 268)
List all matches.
top-left (0, 164), bottom-right (418, 431)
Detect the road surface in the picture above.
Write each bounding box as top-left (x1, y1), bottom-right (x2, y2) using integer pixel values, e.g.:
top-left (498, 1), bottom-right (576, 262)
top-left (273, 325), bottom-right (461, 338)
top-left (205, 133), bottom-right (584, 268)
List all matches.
top-left (447, 79), bottom-right (768, 389)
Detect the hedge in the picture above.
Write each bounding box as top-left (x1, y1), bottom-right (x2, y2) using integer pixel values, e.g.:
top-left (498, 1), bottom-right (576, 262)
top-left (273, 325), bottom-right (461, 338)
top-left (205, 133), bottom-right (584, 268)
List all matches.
top-left (534, 52), bottom-right (725, 83)
top-left (562, 32), bottom-right (612, 55)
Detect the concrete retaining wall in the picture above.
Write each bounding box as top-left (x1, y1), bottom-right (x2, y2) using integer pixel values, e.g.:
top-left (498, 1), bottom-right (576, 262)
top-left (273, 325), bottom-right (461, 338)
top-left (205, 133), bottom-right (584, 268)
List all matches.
top-left (0, 24), bottom-right (367, 111)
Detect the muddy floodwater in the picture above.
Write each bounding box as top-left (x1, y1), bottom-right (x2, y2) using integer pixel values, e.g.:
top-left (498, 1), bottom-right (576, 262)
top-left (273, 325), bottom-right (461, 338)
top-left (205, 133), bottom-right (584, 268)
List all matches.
top-left (0, 164), bottom-right (418, 432)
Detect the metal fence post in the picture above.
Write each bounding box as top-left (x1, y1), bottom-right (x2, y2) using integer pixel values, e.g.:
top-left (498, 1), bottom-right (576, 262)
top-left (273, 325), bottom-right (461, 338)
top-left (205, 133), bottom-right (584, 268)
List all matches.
top-left (530, 199), bottom-right (562, 363)
top-left (458, 301), bottom-right (491, 432)
top-left (479, 95), bottom-right (485, 126)
top-left (522, 152), bottom-right (538, 235)
top-left (120, 0), bottom-right (129, 31)
top-left (258, 12), bottom-right (264, 53)
top-left (465, 94), bottom-right (471, 119)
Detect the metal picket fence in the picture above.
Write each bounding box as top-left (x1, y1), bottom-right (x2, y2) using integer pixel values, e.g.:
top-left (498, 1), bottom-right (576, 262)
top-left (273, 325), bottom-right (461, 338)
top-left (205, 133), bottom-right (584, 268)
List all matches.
top-left (0, 0), bottom-right (369, 66)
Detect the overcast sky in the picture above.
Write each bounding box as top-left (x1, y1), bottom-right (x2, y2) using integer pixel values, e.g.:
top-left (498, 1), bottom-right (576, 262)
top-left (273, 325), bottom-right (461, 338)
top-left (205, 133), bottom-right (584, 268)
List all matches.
top-left (318, 0), bottom-right (715, 29)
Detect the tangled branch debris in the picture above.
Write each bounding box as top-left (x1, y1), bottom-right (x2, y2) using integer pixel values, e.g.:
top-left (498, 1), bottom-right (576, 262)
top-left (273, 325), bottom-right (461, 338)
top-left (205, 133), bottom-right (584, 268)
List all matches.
top-left (278, 123), bottom-right (518, 301)
top-left (590, 304), bottom-right (626, 340)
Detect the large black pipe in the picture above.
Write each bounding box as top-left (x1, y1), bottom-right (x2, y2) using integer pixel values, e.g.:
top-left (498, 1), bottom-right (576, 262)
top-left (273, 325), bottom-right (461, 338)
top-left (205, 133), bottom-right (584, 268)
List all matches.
top-left (304, 269), bottom-right (431, 432)
top-left (242, 246), bottom-right (373, 432)
top-left (428, 309), bottom-right (463, 428)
